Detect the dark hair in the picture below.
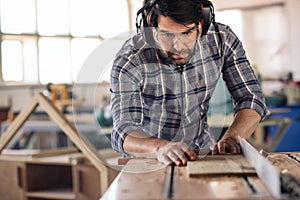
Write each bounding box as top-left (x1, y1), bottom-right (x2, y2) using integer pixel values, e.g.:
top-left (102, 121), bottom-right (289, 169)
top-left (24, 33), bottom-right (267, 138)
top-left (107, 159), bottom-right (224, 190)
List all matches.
top-left (144, 0), bottom-right (203, 27)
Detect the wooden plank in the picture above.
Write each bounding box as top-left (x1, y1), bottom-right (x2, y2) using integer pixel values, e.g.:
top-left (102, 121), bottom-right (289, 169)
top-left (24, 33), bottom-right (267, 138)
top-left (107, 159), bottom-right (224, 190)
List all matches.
top-left (0, 161), bottom-right (27, 200)
top-left (1, 147), bottom-right (78, 158)
top-left (123, 158), bottom-right (166, 173)
top-left (102, 159), bottom-right (167, 200)
top-left (35, 92), bottom-right (110, 195)
top-left (0, 92), bottom-right (115, 195)
top-left (26, 189), bottom-right (75, 199)
top-left (177, 162), bottom-right (272, 199)
top-left (176, 171), bottom-right (272, 199)
top-left (187, 155), bottom-right (256, 176)
top-left (117, 157), bottom-right (131, 165)
top-left (102, 158), bottom-right (273, 199)
top-left (0, 97), bottom-right (38, 152)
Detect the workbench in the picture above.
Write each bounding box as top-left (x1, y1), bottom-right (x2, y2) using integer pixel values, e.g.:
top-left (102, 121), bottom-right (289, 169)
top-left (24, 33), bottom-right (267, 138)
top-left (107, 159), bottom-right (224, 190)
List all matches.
top-left (0, 149), bottom-right (121, 200)
top-left (101, 152), bottom-right (300, 200)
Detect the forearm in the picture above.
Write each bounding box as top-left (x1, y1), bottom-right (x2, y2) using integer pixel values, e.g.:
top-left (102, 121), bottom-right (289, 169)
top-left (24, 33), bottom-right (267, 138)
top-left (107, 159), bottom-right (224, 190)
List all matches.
top-left (225, 108), bottom-right (262, 140)
top-left (123, 130), bottom-right (170, 158)
top-left (213, 108), bottom-right (262, 154)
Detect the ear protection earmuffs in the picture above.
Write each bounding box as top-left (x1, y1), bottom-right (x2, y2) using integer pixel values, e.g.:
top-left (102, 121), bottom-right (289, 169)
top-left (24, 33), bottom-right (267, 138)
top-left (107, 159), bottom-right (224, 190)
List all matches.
top-left (135, 0), bottom-right (158, 46)
top-left (201, 0), bottom-right (214, 36)
top-left (135, 0), bottom-right (215, 46)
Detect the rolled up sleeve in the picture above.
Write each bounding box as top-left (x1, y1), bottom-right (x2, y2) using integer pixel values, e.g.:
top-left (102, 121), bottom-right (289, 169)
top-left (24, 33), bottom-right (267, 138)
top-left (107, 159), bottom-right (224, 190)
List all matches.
top-left (221, 26), bottom-right (268, 120)
top-left (110, 53), bottom-right (143, 154)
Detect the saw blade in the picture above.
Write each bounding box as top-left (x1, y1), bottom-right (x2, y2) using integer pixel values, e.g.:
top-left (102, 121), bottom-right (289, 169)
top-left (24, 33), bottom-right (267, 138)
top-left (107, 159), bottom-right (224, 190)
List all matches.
top-left (239, 137), bottom-right (281, 198)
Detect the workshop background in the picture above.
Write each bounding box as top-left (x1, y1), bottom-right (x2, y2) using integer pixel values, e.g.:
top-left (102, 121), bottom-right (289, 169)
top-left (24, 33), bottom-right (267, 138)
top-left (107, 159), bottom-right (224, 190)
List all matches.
top-left (0, 1), bottom-right (300, 200)
top-left (0, 0), bottom-right (300, 153)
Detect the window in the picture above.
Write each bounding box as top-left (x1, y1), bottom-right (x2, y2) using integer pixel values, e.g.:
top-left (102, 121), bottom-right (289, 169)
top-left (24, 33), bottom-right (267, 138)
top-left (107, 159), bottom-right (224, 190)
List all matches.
top-left (0, 0), bottom-right (131, 84)
top-left (250, 5), bottom-right (289, 79)
top-left (215, 10), bottom-right (243, 40)
top-left (1, 40), bottom-right (23, 81)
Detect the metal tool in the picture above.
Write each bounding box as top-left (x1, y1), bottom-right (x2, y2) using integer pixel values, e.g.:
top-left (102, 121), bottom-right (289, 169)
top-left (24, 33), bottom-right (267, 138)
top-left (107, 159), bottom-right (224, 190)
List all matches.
top-left (239, 137), bottom-right (281, 198)
top-left (163, 163), bottom-right (177, 199)
top-left (259, 150), bottom-right (300, 198)
top-left (162, 147), bottom-right (212, 199)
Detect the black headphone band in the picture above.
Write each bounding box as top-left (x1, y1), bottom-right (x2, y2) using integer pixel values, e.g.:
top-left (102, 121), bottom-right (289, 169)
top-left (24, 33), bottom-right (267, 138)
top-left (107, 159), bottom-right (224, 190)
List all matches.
top-left (136, 0), bottom-right (158, 30)
top-left (201, 6), bottom-right (213, 36)
top-left (136, 0), bottom-right (215, 45)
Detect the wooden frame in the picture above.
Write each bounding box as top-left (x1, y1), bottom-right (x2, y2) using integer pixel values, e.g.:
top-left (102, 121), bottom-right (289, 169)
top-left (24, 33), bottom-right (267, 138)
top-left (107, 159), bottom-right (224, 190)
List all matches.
top-left (0, 92), bottom-right (115, 195)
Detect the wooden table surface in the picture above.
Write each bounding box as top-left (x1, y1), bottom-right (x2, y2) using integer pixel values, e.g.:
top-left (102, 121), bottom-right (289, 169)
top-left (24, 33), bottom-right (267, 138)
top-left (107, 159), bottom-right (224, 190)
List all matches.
top-left (101, 152), bottom-right (300, 200)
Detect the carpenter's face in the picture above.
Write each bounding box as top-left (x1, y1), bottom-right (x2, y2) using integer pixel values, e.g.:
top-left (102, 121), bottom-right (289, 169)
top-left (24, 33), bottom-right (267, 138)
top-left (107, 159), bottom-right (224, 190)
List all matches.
top-left (154, 16), bottom-right (201, 65)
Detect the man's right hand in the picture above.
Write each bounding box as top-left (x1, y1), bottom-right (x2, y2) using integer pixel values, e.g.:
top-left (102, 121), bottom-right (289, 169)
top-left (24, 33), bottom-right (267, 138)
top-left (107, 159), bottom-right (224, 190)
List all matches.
top-left (156, 142), bottom-right (197, 166)
top-left (123, 131), bottom-right (197, 166)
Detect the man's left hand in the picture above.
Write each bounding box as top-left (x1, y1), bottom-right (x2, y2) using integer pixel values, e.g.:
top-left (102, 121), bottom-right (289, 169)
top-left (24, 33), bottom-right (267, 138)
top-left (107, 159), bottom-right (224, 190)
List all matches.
top-left (212, 136), bottom-right (242, 155)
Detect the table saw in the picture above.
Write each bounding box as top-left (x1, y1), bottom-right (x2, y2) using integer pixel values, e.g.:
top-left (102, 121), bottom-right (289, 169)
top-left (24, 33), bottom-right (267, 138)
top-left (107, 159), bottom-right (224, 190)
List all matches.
top-left (102, 138), bottom-right (300, 199)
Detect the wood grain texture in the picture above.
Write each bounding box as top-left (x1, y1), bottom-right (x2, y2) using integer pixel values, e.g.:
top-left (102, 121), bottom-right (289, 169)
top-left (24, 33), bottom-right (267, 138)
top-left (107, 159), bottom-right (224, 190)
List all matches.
top-left (0, 92), bottom-right (118, 196)
top-left (102, 158), bottom-right (273, 199)
top-left (101, 159), bottom-right (167, 200)
top-left (176, 168), bottom-right (272, 199)
top-left (187, 154), bottom-right (256, 176)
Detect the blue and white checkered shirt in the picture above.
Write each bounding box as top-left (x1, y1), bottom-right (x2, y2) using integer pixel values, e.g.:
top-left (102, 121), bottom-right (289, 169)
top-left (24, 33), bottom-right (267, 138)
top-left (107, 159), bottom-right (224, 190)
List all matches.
top-left (110, 23), bottom-right (268, 155)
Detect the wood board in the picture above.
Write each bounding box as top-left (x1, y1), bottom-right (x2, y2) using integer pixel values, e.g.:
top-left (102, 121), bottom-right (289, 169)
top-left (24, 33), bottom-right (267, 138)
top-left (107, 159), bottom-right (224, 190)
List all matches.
top-left (187, 154), bottom-right (256, 176)
top-left (0, 92), bottom-right (116, 195)
top-left (103, 158), bottom-right (274, 199)
top-left (1, 147), bottom-right (77, 158)
top-left (101, 159), bottom-right (168, 200)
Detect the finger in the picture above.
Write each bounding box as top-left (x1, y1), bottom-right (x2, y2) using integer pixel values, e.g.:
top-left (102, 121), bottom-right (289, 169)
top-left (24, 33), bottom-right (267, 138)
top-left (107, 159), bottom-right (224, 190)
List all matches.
top-left (178, 143), bottom-right (197, 160)
top-left (184, 149), bottom-right (197, 161)
top-left (172, 149), bottom-right (188, 165)
top-left (212, 144), bottom-right (219, 155)
top-left (158, 154), bottom-right (173, 166)
top-left (168, 151), bottom-right (182, 166)
top-left (229, 139), bottom-right (241, 154)
top-left (225, 139), bottom-right (237, 154)
top-left (234, 143), bottom-right (241, 154)
top-left (232, 139), bottom-right (241, 154)
top-left (217, 141), bottom-right (226, 155)
top-left (225, 138), bottom-right (241, 154)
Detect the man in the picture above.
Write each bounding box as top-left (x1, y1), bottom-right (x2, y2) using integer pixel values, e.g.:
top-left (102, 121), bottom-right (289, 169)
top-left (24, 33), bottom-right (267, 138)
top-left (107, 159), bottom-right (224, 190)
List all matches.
top-left (110, 0), bottom-right (268, 166)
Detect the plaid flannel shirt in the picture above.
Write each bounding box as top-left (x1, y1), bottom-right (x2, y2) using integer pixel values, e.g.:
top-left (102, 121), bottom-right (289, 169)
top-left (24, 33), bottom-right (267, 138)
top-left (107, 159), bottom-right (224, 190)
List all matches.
top-left (110, 22), bottom-right (268, 155)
